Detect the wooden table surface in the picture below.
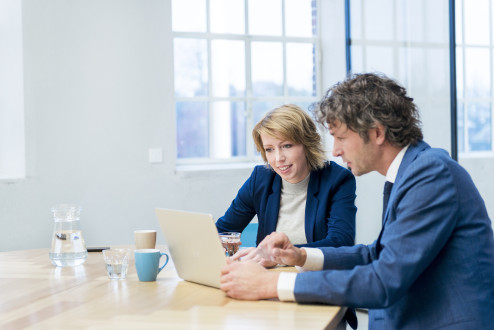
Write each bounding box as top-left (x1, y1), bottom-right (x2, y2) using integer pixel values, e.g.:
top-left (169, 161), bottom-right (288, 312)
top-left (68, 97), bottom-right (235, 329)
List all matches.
top-left (0, 246), bottom-right (346, 330)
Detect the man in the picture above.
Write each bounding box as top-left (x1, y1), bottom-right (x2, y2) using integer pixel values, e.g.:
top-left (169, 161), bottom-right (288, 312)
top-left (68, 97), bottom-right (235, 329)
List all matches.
top-left (220, 73), bottom-right (494, 329)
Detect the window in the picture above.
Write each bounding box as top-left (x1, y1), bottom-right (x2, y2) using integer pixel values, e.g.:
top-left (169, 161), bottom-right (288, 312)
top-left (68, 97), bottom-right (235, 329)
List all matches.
top-left (456, 0), bottom-right (493, 154)
top-left (0, 0), bottom-right (25, 180)
top-left (172, 0), bottom-right (319, 165)
top-left (349, 1), bottom-right (449, 94)
top-left (347, 0), bottom-right (451, 153)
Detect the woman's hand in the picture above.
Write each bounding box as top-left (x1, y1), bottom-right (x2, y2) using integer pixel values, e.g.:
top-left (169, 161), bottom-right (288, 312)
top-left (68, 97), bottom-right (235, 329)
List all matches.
top-left (256, 232), bottom-right (307, 267)
top-left (230, 247), bottom-right (278, 268)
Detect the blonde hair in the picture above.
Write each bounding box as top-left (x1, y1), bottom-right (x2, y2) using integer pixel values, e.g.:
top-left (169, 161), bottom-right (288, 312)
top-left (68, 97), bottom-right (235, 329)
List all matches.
top-left (253, 104), bottom-right (326, 171)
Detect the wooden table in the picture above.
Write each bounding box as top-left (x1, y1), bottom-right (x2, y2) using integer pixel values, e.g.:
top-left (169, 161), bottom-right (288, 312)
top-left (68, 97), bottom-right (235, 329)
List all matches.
top-left (0, 247), bottom-right (346, 329)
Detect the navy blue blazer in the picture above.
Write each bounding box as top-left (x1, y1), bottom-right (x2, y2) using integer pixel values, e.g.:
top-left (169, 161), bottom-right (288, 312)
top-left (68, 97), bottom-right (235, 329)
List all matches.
top-left (293, 141), bottom-right (494, 329)
top-left (216, 161), bottom-right (357, 247)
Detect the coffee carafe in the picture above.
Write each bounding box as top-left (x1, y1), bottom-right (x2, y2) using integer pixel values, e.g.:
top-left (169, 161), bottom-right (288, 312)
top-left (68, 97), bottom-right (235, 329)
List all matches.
top-left (49, 204), bottom-right (88, 267)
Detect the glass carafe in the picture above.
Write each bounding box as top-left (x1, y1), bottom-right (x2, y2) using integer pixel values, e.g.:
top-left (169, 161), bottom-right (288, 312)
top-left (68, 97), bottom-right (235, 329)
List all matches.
top-left (49, 204), bottom-right (88, 267)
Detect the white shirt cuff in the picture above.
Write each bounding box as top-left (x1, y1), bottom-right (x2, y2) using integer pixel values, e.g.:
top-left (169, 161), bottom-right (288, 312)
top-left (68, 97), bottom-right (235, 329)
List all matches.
top-left (277, 272), bottom-right (297, 301)
top-left (276, 248), bottom-right (324, 302)
top-left (295, 247), bottom-right (324, 272)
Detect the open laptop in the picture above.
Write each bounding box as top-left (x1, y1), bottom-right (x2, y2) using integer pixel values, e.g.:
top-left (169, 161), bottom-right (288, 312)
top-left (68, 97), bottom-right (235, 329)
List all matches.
top-left (155, 208), bottom-right (227, 288)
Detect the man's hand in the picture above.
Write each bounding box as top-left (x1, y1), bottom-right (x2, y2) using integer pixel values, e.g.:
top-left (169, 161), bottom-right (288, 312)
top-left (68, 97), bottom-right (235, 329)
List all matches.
top-left (256, 232), bottom-right (307, 267)
top-left (231, 247), bottom-right (278, 268)
top-left (220, 259), bottom-right (279, 300)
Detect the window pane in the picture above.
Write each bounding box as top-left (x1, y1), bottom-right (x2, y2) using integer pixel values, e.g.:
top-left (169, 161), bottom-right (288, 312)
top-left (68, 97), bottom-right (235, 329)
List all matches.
top-left (425, 0), bottom-right (449, 43)
top-left (252, 101), bottom-right (280, 156)
top-left (464, 48), bottom-right (490, 98)
top-left (458, 102), bottom-right (465, 152)
top-left (248, 0), bottom-right (282, 36)
top-left (174, 38), bottom-right (208, 97)
top-left (364, 0), bottom-right (394, 41)
top-left (286, 43), bottom-right (316, 96)
top-left (396, 47), bottom-right (409, 87)
top-left (231, 102), bottom-right (247, 157)
top-left (211, 40), bottom-right (245, 97)
top-left (468, 102), bottom-right (491, 151)
top-left (366, 46), bottom-right (394, 74)
top-left (351, 45), bottom-right (364, 72)
top-left (350, 0), bottom-right (362, 40)
top-left (252, 101), bottom-right (280, 125)
top-left (456, 46), bottom-right (464, 98)
top-left (210, 0), bottom-right (245, 34)
top-left (251, 41), bottom-right (283, 96)
top-left (403, 48), bottom-right (449, 100)
top-left (211, 102), bottom-right (246, 158)
top-left (464, 0), bottom-right (490, 45)
top-left (285, 0), bottom-right (314, 37)
top-left (298, 102), bottom-right (313, 113)
top-left (172, 0), bottom-right (206, 32)
top-left (455, 0), bottom-right (463, 44)
top-left (177, 102), bottom-right (209, 158)
top-left (396, 0), bottom-right (423, 43)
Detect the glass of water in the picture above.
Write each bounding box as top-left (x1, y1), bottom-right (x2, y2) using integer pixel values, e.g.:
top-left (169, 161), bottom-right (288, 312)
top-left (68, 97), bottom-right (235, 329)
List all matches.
top-left (219, 232), bottom-right (241, 257)
top-left (103, 248), bottom-right (130, 279)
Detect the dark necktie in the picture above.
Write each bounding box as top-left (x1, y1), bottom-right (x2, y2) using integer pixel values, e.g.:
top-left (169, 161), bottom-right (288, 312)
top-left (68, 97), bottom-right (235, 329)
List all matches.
top-left (382, 181), bottom-right (393, 222)
top-left (377, 181), bottom-right (394, 256)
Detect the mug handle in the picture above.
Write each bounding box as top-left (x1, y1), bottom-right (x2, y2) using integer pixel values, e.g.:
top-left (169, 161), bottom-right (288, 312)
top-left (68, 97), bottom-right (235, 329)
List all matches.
top-left (157, 253), bottom-right (169, 274)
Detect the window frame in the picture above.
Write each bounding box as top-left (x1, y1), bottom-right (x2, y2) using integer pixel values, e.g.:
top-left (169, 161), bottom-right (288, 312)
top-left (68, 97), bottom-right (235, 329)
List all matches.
top-left (172, 0), bottom-right (322, 167)
top-left (455, 0), bottom-right (494, 158)
top-left (0, 0), bottom-right (26, 181)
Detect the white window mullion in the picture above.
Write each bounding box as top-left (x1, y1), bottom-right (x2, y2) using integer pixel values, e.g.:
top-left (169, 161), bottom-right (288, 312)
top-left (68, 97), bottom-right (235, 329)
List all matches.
top-left (391, 0), bottom-right (398, 80)
top-left (0, 0), bottom-right (25, 180)
top-left (461, 0), bottom-right (469, 152)
top-left (206, 0), bottom-right (215, 158)
top-left (490, 0), bottom-right (494, 152)
top-left (245, 0), bottom-right (254, 159)
top-left (282, 0), bottom-right (288, 99)
top-left (361, 0), bottom-right (367, 72)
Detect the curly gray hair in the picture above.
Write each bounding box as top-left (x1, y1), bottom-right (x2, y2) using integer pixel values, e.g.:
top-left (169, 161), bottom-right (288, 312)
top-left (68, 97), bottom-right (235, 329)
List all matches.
top-left (314, 73), bottom-right (423, 147)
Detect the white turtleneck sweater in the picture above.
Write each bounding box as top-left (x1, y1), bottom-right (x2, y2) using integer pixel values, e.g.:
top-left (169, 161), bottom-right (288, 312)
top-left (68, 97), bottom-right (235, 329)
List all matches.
top-left (275, 173), bottom-right (310, 245)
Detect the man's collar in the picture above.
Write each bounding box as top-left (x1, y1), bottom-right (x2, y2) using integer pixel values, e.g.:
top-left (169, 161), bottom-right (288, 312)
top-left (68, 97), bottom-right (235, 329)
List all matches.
top-left (385, 145), bottom-right (409, 183)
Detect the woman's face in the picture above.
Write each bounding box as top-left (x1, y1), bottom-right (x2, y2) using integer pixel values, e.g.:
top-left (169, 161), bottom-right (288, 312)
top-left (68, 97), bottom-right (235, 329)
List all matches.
top-left (260, 132), bottom-right (310, 184)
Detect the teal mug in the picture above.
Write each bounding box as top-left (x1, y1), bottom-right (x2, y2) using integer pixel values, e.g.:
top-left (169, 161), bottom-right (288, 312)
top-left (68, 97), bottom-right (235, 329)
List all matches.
top-left (134, 249), bottom-right (169, 282)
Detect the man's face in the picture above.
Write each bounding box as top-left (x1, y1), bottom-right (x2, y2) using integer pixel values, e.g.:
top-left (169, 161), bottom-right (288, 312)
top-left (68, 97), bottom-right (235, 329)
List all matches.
top-left (329, 120), bottom-right (378, 177)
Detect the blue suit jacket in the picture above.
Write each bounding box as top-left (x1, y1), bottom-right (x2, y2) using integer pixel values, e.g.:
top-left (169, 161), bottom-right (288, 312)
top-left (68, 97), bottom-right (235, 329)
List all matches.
top-left (216, 161), bottom-right (357, 247)
top-left (294, 141), bottom-right (494, 329)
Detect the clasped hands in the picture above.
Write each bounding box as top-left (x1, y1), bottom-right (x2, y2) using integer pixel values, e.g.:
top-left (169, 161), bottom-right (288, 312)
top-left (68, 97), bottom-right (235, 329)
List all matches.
top-left (219, 232), bottom-right (307, 300)
top-left (231, 232), bottom-right (307, 267)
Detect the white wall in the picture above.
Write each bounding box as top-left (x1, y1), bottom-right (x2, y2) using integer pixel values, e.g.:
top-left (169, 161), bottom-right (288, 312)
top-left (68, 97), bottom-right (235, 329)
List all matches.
top-left (0, 0), bottom-right (250, 251)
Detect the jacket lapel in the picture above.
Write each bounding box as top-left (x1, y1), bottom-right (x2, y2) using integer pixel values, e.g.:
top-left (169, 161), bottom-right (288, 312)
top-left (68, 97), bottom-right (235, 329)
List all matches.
top-left (264, 175), bottom-right (281, 234)
top-left (304, 171), bottom-right (320, 243)
top-left (377, 141), bottom-right (430, 256)
top-left (382, 141), bottom-right (430, 227)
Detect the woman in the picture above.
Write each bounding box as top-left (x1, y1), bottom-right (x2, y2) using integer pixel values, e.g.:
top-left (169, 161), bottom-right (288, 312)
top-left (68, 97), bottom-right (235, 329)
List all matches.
top-left (216, 104), bottom-right (356, 252)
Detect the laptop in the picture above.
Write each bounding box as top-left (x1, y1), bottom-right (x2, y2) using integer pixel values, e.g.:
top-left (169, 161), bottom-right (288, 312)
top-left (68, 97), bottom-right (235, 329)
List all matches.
top-left (155, 208), bottom-right (227, 288)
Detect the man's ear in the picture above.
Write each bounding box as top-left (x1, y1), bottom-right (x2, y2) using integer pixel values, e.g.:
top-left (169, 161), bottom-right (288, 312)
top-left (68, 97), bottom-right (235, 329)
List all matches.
top-left (374, 123), bottom-right (386, 145)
